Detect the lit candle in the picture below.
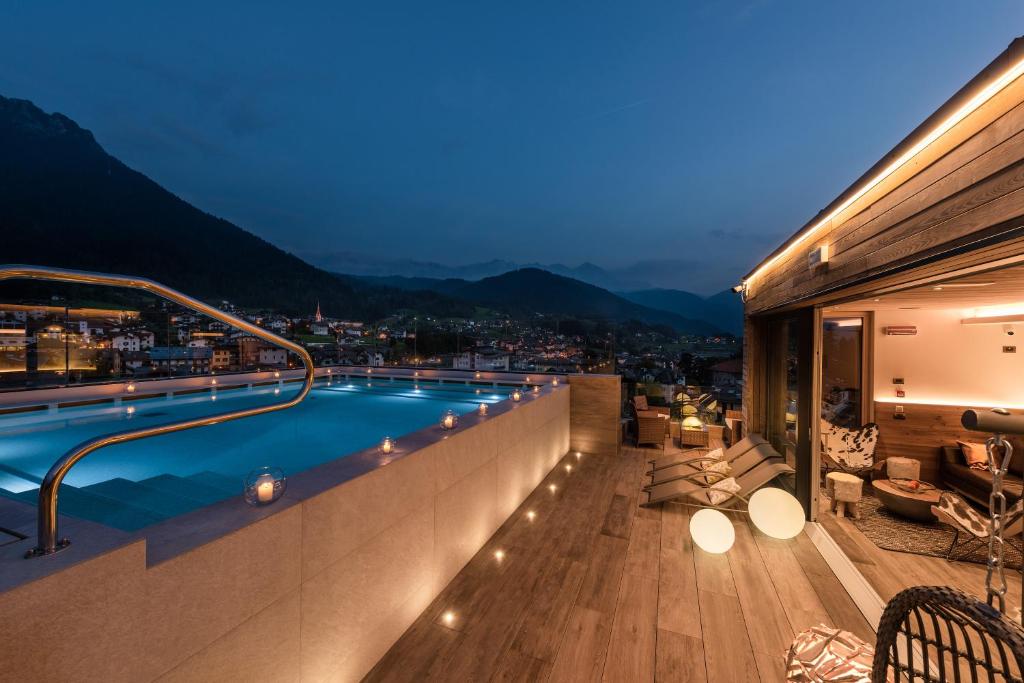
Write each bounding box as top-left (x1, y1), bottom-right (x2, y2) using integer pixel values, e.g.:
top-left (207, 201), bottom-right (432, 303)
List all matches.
top-left (442, 412), bottom-right (456, 429)
top-left (479, 403), bottom-right (488, 416)
top-left (511, 390), bottom-right (522, 402)
top-left (256, 474), bottom-right (275, 503)
top-left (125, 382), bottom-right (136, 393)
top-left (381, 437), bottom-right (394, 455)
top-left (532, 385), bottom-right (540, 394)
top-left (552, 378), bottom-right (559, 386)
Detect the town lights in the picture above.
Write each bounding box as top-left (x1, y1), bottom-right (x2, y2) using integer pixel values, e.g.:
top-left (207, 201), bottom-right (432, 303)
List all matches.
top-left (244, 467), bottom-right (286, 506)
top-left (441, 410), bottom-right (458, 431)
top-left (379, 436), bottom-right (395, 455)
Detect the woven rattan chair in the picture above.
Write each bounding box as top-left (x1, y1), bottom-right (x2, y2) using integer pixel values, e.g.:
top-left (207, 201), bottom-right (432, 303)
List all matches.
top-left (872, 585), bottom-right (1024, 682)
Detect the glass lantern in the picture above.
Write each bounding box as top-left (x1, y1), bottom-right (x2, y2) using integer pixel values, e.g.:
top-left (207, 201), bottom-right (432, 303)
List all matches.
top-left (440, 409), bottom-right (459, 430)
top-left (478, 403), bottom-right (488, 416)
top-left (510, 389), bottom-right (523, 402)
top-left (244, 467), bottom-right (286, 506)
top-left (379, 436), bottom-right (396, 455)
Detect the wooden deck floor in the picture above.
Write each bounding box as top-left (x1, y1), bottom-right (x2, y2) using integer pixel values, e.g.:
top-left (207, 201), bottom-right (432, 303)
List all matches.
top-left (817, 495), bottom-right (1023, 609)
top-left (364, 442), bottom-right (873, 682)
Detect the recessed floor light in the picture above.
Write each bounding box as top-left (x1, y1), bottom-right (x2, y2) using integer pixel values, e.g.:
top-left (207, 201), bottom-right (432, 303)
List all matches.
top-left (548, 484), bottom-right (557, 493)
top-left (564, 464), bottom-right (572, 472)
top-left (442, 611), bottom-right (456, 626)
top-left (494, 549), bottom-right (505, 561)
top-left (526, 510), bottom-right (536, 521)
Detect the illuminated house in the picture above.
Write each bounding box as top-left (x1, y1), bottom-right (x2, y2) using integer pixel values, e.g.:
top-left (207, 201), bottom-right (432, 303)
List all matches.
top-left (739, 37), bottom-right (1024, 611)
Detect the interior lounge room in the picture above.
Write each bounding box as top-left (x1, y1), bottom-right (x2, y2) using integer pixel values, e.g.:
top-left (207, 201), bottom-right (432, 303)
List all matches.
top-left (817, 264), bottom-right (1024, 606)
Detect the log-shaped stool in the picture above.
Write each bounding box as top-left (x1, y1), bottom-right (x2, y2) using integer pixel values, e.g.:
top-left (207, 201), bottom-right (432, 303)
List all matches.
top-left (828, 472), bottom-right (863, 519)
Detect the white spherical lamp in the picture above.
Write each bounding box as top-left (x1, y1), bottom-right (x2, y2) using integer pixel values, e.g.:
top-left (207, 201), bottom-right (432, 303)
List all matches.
top-left (689, 508), bottom-right (735, 554)
top-left (748, 488), bottom-right (804, 540)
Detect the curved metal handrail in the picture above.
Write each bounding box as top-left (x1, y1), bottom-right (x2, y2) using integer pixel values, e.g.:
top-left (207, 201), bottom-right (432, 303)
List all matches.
top-left (0, 265), bottom-right (316, 557)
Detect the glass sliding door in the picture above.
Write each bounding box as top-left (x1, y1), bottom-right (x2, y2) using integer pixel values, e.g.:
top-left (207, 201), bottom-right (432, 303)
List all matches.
top-left (764, 308), bottom-right (815, 517)
top-left (821, 316), bottom-right (866, 430)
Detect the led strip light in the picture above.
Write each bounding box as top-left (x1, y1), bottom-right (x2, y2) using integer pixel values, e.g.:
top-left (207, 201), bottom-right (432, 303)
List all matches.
top-left (743, 53), bottom-right (1024, 290)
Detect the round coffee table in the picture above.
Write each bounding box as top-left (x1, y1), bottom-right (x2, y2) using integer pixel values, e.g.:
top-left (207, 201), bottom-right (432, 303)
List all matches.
top-left (871, 479), bottom-right (940, 522)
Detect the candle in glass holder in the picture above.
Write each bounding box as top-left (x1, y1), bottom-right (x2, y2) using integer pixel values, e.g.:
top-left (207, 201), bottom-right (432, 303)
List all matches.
top-left (478, 403), bottom-right (488, 416)
top-left (381, 437), bottom-right (394, 455)
top-left (256, 474), bottom-right (275, 503)
top-left (441, 410), bottom-right (457, 430)
top-left (511, 390), bottom-right (522, 402)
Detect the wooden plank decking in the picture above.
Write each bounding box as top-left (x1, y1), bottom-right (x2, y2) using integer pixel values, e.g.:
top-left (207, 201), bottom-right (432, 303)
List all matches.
top-left (364, 440), bottom-right (872, 682)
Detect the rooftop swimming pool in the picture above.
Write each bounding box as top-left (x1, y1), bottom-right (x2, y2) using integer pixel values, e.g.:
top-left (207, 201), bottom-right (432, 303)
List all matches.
top-left (0, 379), bottom-right (508, 531)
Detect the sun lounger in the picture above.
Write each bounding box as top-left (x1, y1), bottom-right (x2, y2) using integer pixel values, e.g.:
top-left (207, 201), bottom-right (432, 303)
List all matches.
top-left (644, 441), bottom-right (782, 489)
top-left (640, 458), bottom-right (795, 507)
top-left (647, 433), bottom-right (767, 472)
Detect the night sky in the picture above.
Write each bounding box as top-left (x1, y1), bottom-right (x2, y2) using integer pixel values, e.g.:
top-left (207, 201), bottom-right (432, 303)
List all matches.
top-left (1, 2), bottom-right (1021, 293)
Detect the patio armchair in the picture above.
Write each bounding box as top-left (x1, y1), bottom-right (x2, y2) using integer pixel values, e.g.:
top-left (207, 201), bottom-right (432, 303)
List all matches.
top-left (635, 410), bottom-right (670, 449)
top-left (820, 420), bottom-right (879, 477)
top-left (930, 491), bottom-right (1024, 561)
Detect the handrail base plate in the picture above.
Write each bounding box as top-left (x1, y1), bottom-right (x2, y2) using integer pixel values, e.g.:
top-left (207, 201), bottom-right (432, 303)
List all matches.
top-left (25, 538), bottom-right (71, 559)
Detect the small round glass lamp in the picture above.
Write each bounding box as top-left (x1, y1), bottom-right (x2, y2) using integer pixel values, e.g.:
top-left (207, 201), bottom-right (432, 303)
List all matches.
top-left (681, 415), bottom-right (703, 431)
top-left (440, 409), bottom-right (459, 431)
top-left (125, 381), bottom-right (136, 394)
top-left (689, 508), bottom-right (735, 554)
top-left (478, 403), bottom-right (488, 416)
top-left (748, 488), bottom-right (804, 540)
top-left (244, 467), bottom-right (286, 506)
top-left (532, 385), bottom-right (540, 395)
top-left (379, 436), bottom-right (396, 456)
top-left (552, 378), bottom-right (559, 386)
top-left (510, 389), bottom-right (523, 402)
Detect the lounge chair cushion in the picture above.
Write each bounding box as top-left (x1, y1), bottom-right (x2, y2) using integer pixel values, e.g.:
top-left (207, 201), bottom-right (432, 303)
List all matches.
top-left (708, 477), bottom-right (741, 505)
top-left (703, 447), bottom-right (724, 461)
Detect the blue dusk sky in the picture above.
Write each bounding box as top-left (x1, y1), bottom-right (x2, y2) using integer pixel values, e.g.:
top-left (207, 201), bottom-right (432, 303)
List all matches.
top-left (1, 2), bottom-right (1021, 293)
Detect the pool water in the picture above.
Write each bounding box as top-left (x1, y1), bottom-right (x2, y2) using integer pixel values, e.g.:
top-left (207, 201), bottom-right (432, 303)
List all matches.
top-left (0, 379), bottom-right (506, 531)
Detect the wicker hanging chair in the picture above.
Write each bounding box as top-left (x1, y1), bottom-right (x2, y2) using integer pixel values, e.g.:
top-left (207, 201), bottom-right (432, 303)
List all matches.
top-left (872, 585), bottom-right (1024, 682)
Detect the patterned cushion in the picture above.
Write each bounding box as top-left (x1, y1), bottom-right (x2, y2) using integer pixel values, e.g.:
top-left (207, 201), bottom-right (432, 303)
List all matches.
top-left (708, 477), bottom-right (742, 505)
top-left (700, 460), bottom-right (732, 476)
top-left (634, 395), bottom-right (649, 411)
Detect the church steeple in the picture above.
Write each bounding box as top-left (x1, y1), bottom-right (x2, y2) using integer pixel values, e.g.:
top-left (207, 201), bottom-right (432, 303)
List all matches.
top-left (314, 301), bottom-right (323, 323)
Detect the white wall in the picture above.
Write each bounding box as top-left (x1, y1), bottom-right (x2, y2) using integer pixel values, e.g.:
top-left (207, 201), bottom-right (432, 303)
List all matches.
top-left (873, 308), bottom-right (1024, 409)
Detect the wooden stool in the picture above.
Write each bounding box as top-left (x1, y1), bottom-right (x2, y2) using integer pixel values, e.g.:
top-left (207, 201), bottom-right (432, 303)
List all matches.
top-left (828, 472), bottom-right (863, 519)
top-left (887, 456), bottom-right (920, 481)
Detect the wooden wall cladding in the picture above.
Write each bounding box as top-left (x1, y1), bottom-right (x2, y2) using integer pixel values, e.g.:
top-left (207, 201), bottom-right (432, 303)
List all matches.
top-left (744, 59), bottom-right (1024, 315)
top-left (567, 374), bottom-right (622, 456)
top-left (871, 401), bottom-right (1007, 484)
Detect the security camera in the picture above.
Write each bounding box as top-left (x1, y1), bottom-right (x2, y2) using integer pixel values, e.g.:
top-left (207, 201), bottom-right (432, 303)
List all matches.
top-left (1004, 324), bottom-right (1016, 337)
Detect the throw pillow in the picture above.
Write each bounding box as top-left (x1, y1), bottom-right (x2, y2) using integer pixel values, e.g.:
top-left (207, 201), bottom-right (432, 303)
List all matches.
top-left (958, 441), bottom-right (990, 470)
top-left (708, 477), bottom-right (742, 505)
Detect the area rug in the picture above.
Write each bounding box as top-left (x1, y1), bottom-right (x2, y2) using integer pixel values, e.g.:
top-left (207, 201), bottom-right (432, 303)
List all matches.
top-left (834, 493), bottom-right (1023, 569)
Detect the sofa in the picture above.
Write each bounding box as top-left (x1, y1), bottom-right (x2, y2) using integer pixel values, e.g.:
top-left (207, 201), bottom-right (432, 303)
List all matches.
top-left (940, 437), bottom-right (1024, 508)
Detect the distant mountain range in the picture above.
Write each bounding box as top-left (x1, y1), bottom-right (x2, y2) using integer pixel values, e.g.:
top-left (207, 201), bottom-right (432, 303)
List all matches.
top-left (360, 270), bottom-right (725, 335)
top-left (0, 95), bottom-right (741, 336)
top-left (361, 274), bottom-right (743, 335)
top-left (307, 252), bottom-right (717, 294)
